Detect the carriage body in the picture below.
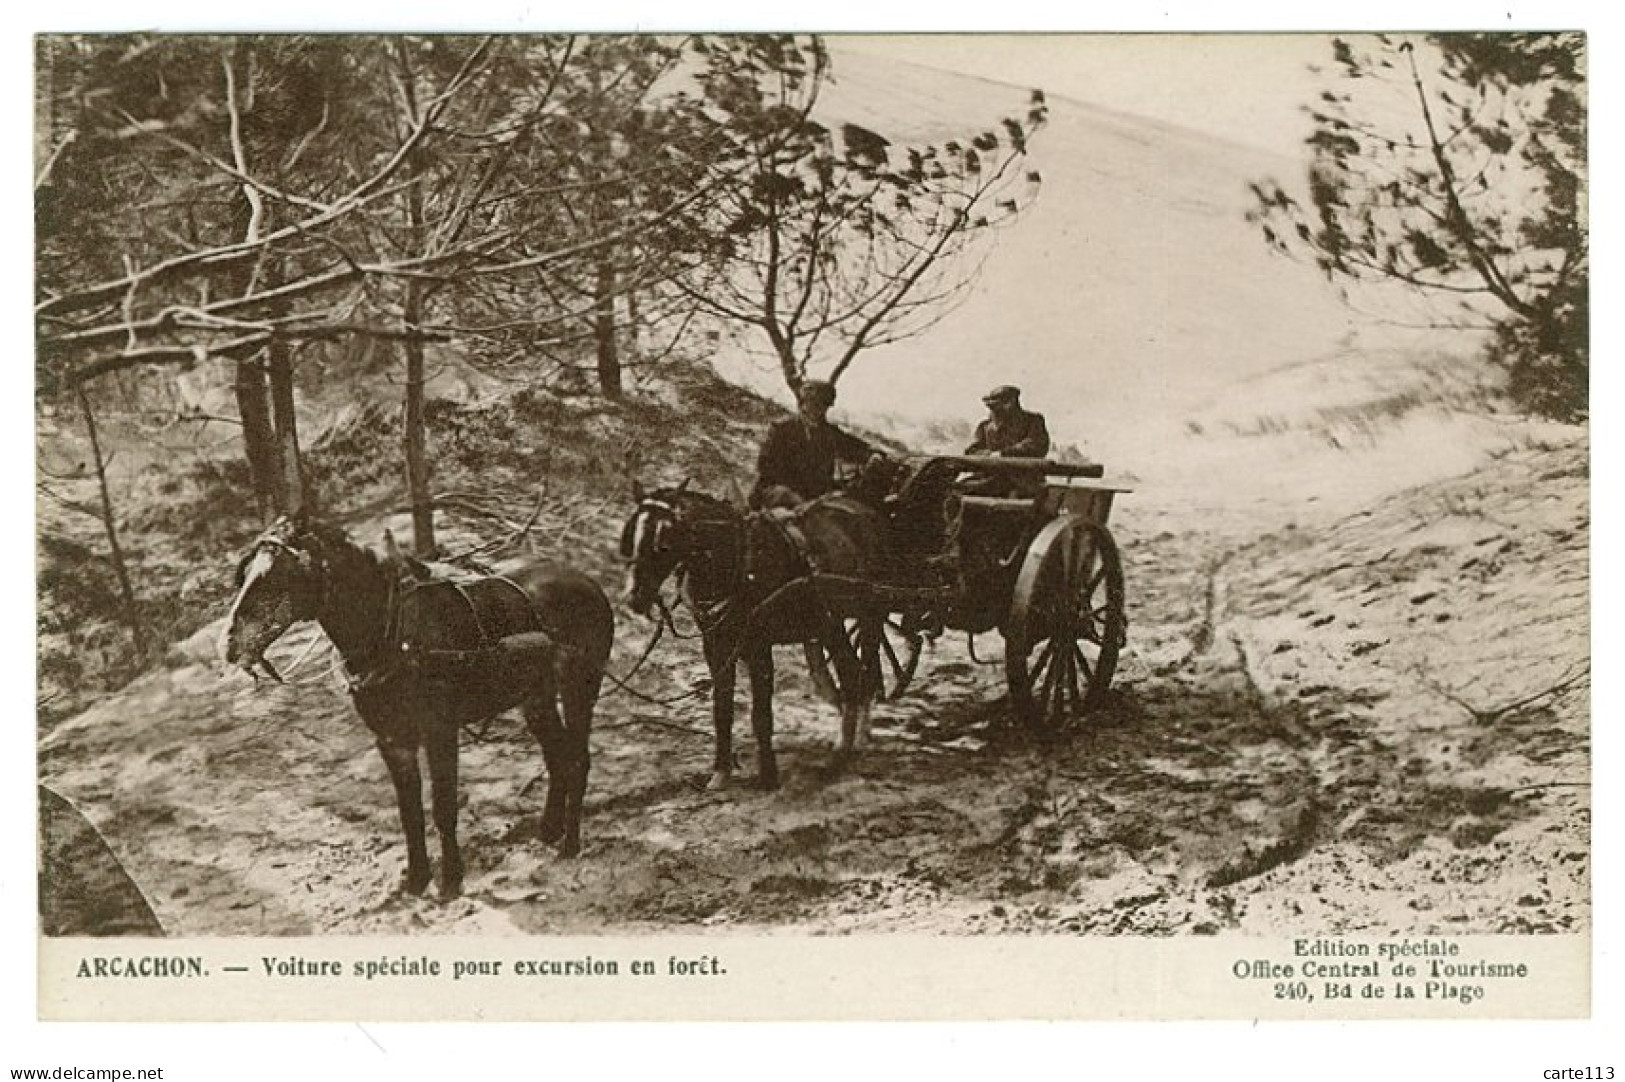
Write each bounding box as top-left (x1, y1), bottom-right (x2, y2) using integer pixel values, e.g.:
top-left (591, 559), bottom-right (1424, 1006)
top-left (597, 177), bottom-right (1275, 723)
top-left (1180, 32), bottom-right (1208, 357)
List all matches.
top-left (1041, 475), bottom-right (1122, 524)
top-left (804, 454), bottom-right (1131, 732)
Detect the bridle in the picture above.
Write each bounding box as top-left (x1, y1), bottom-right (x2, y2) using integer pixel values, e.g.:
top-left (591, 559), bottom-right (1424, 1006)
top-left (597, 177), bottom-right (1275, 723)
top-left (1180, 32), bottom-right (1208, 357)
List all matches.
top-left (242, 526), bottom-right (401, 692)
top-left (248, 533), bottom-right (332, 618)
top-left (624, 497), bottom-right (748, 637)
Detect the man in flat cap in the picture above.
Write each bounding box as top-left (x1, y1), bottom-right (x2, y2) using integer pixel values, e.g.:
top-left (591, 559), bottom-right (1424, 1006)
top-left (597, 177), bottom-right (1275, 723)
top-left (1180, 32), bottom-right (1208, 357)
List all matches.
top-left (966, 385), bottom-right (1050, 459)
top-left (751, 379), bottom-right (878, 510)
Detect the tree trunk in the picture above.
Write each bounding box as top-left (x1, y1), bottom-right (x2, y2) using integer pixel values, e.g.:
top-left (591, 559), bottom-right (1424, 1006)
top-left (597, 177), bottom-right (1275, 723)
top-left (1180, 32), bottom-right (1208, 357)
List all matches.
top-left (234, 359), bottom-right (281, 521)
top-left (266, 338), bottom-right (304, 515)
top-left (223, 44), bottom-right (283, 521)
top-left (74, 384), bottom-right (145, 657)
top-left (402, 279), bottom-right (436, 558)
top-left (594, 256), bottom-right (622, 399)
top-left (626, 288), bottom-right (642, 356)
top-left (778, 349), bottom-right (803, 397)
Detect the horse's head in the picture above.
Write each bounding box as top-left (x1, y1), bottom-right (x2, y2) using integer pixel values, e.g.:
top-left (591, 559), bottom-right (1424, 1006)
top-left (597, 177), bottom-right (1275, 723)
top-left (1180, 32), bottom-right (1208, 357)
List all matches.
top-left (223, 515), bottom-right (328, 676)
top-left (619, 480), bottom-right (747, 616)
top-left (619, 483), bottom-right (690, 617)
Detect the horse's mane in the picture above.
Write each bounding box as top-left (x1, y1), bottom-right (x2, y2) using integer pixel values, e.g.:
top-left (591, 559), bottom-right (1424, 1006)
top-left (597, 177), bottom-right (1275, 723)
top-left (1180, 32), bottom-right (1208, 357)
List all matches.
top-left (262, 515), bottom-right (388, 577)
top-left (647, 486), bottom-right (741, 524)
top-left (306, 518), bottom-right (364, 552)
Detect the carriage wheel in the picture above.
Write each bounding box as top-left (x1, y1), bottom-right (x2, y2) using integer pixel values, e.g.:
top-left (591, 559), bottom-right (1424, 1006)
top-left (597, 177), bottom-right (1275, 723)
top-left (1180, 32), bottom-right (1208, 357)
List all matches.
top-left (1005, 517), bottom-right (1125, 733)
top-left (804, 615), bottom-right (922, 704)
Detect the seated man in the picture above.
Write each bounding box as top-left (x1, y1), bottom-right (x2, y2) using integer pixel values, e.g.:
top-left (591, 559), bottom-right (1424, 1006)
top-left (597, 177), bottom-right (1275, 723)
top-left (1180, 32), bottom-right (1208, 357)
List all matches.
top-left (962, 384), bottom-right (1050, 498)
top-left (750, 379), bottom-right (878, 510)
top-left (965, 384), bottom-right (1050, 459)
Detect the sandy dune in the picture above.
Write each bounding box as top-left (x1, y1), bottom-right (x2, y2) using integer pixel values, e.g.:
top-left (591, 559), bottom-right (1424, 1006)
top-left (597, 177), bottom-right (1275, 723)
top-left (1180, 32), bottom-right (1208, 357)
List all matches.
top-left (36, 45), bottom-right (1587, 942)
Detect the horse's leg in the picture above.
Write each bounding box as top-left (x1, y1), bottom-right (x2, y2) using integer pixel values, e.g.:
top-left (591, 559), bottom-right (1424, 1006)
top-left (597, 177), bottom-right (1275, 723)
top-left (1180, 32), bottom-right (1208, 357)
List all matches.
top-left (521, 673), bottom-right (568, 847)
top-left (374, 733), bottom-right (431, 896)
top-left (855, 609), bottom-right (880, 749)
top-left (823, 618), bottom-right (863, 760)
top-left (556, 666), bottom-right (597, 858)
top-left (704, 634), bottom-right (737, 791)
top-left (746, 643), bottom-right (778, 790)
top-left (424, 721), bottom-right (464, 898)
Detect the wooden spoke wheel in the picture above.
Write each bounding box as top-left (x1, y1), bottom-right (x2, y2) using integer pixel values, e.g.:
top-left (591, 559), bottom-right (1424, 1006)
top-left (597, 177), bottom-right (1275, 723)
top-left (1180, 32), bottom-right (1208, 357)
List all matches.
top-left (1004, 517), bottom-right (1125, 733)
top-left (804, 614), bottom-right (923, 704)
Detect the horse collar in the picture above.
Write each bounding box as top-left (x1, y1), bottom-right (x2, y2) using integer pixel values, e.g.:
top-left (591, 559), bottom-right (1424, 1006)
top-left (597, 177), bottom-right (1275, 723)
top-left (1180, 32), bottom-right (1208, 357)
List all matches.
top-left (761, 511), bottom-right (818, 576)
top-left (346, 573), bottom-right (403, 695)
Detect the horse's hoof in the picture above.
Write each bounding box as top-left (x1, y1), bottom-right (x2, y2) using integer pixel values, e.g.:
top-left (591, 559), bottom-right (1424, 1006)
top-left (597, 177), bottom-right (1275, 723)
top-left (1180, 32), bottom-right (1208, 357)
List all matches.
top-left (755, 770), bottom-right (781, 792)
top-left (556, 839), bottom-right (581, 859)
top-left (705, 771), bottom-right (732, 792)
top-left (402, 870), bottom-right (432, 897)
top-left (439, 879), bottom-right (463, 901)
top-left (537, 818), bottom-right (565, 846)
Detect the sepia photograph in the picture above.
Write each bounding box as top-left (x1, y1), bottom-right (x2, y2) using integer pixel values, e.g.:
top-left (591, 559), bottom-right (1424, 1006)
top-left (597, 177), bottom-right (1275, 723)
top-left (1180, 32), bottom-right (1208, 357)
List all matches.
top-left (25, 19), bottom-right (1598, 1037)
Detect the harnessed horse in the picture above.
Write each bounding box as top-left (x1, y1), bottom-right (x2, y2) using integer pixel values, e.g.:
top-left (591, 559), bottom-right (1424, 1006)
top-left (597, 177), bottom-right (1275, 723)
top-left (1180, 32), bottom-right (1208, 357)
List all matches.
top-left (223, 515), bottom-right (614, 897)
top-left (619, 483), bottom-right (887, 790)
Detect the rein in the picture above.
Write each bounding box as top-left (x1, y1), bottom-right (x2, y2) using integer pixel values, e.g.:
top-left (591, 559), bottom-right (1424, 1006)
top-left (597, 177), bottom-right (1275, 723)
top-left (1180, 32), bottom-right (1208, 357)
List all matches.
top-left (595, 598), bottom-right (708, 708)
top-left (266, 528), bottom-right (401, 694)
top-left (605, 498), bottom-right (755, 706)
top-left (630, 499), bottom-right (748, 639)
top-left (270, 629), bottom-right (327, 682)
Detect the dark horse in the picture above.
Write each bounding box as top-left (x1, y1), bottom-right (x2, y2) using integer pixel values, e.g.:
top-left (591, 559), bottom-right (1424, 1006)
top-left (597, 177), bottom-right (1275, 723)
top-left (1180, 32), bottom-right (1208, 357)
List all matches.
top-left (620, 483), bottom-right (887, 790)
top-left (223, 515), bottom-right (614, 897)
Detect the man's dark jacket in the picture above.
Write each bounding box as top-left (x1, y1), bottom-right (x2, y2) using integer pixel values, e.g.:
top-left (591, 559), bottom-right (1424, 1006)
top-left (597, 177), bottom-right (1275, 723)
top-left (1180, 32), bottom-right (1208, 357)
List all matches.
top-left (752, 416), bottom-right (873, 507)
top-left (966, 408), bottom-right (1050, 458)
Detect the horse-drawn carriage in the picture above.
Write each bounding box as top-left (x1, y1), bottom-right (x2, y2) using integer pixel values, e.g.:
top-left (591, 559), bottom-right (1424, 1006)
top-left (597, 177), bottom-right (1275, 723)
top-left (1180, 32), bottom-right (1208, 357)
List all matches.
top-left (795, 454), bottom-right (1131, 733)
top-left (621, 449), bottom-right (1129, 793)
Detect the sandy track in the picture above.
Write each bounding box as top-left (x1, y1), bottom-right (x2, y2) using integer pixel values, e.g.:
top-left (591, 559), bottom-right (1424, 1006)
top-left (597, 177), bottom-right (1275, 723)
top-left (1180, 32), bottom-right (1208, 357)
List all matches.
top-left (40, 440), bottom-right (1588, 938)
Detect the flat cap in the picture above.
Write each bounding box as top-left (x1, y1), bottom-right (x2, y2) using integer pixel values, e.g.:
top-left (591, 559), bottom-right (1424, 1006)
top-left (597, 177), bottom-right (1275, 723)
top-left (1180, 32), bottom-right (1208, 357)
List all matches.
top-left (982, 385), bottom-right (1021, 405)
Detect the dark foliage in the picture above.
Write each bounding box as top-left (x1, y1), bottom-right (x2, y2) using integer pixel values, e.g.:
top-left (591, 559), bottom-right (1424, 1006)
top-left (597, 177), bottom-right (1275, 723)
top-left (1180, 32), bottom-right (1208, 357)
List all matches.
top-left (1250, 33), bottom-right (1587, 422)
